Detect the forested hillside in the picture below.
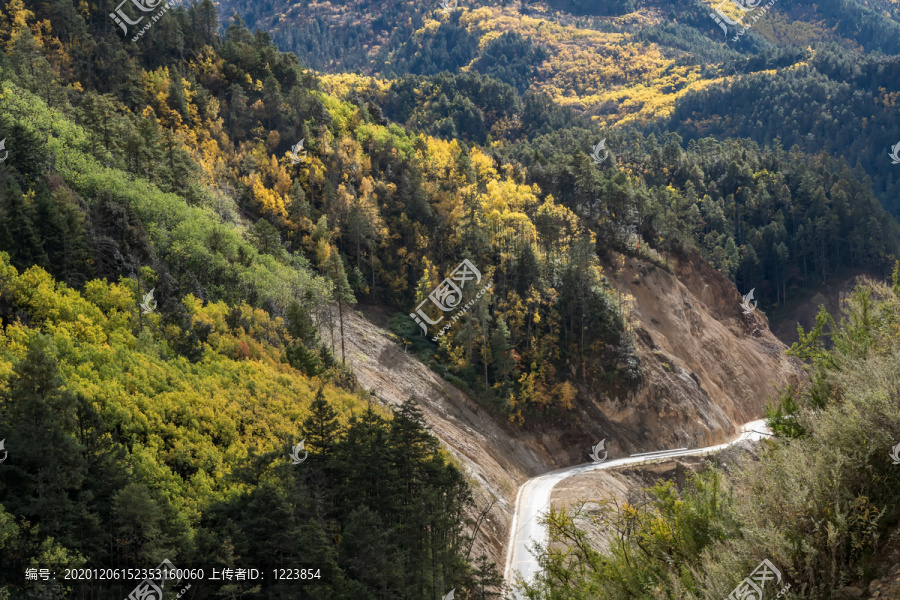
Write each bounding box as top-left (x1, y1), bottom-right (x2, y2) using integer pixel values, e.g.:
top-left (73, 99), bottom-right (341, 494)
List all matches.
top-left (0, 254), bottom-right (480, 599)
top-left (0, 0), bottom-right (496, 597)
top-left (669, 45), bottom-right (900, 215)
top-left (211, 0), bottom-right (900, 218)
top-left (340, 67), bottom-right (897, 324)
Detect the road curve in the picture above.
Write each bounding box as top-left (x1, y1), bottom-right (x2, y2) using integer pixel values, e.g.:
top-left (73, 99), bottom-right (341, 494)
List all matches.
top-left (503, 419), bottom-right (771, 598)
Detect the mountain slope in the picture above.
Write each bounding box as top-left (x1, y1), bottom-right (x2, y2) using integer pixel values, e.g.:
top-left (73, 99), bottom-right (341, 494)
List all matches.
top-left (331, 248), bottom-right (800, 570)
top-left (606, 253), bottom-right (800, 446)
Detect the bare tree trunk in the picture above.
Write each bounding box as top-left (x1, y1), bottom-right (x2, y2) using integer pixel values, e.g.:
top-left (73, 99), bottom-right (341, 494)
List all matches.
top-left (329, 306), bottom-right (336, 355)
top-left (483, 331), bottom-right (489, 387)
top-left (137, 272), bottom-right (144, 333)
top-left (338, 296), bottom-right (346, 365)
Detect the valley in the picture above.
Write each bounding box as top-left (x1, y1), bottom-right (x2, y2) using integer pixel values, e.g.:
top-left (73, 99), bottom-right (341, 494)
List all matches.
top-left (0, 0), bottom-right (899, 598)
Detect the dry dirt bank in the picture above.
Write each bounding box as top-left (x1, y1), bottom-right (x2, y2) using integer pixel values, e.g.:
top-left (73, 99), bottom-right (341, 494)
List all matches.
top-left (548, 444), bottom-right (757, 555)
top-left (584, 253), bottom-right (803, 456)
top-left (333, 305), bottom-right (554, 565)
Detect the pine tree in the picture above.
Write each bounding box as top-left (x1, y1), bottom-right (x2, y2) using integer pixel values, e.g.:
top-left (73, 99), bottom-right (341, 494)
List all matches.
top-left (0, 335), bottom-right (85, 549)
top-left (324, 249), bottom-right (356, 365)
top-left (340, 505), bottom-right (405, 596)
top-left (469, 554), bottom-right (504, 599)
top-left (1, 184), bottom-right (48, 270)
top-left (302, 387), bottom-right (340, 458)
top-left (285, 343), bottom-right (323, 377)
top-left (490, 317), bottom-right (516, 387)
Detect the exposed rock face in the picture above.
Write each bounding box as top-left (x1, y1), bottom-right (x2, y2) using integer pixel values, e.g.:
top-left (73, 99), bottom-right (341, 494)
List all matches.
top-left (332, 250), bottom-right (803, 571)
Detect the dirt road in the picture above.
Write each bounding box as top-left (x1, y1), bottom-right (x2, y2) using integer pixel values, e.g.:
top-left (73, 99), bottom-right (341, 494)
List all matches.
top-left (503, 419), bottom-right (771, 597)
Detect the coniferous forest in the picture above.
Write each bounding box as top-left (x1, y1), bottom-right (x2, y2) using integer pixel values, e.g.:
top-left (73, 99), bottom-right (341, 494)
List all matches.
top-left (0, 0), bottom-right (899, 597)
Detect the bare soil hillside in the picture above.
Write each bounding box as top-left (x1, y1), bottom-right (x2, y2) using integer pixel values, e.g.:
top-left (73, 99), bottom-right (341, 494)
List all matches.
top-left (583, 253), bottom-right (803, 456)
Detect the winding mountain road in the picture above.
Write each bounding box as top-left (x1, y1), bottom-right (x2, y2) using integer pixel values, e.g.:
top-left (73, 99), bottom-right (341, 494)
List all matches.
top-left (503, 419), bottom-right (771, 598)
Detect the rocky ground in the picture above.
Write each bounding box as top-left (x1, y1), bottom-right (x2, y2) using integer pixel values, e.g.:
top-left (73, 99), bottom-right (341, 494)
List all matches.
top-left (845, 560), bottom-right (900, 599)
top-left (604, 253), bottom-right (802, 450)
